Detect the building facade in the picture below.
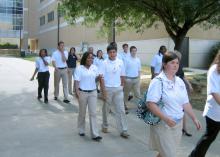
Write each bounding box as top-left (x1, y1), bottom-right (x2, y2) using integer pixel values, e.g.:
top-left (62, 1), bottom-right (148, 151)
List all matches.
top-left (0, 0), bottom-right (23, 45)
top-left (2, 0), bottom-right (220, 67)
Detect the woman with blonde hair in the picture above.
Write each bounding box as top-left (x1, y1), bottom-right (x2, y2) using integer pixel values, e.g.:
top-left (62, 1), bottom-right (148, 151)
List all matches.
top-left (189, 51), bottom-right (220, 157)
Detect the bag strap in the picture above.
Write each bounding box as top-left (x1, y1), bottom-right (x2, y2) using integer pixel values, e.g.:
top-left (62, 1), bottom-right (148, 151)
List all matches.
top-left (156, 77), bottom-right (163, 101)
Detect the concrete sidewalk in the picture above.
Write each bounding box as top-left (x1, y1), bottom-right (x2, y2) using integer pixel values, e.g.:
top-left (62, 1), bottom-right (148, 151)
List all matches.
top-left (0, 57), bottom-right (219, 157)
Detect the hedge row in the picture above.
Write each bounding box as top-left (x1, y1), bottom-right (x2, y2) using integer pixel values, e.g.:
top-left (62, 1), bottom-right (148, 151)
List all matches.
top-left (0, 43), bottom-right (18, 49)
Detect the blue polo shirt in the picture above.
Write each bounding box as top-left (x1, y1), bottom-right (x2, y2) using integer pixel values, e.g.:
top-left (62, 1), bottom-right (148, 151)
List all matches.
top-left (67, 54), bottom-right (78, 68)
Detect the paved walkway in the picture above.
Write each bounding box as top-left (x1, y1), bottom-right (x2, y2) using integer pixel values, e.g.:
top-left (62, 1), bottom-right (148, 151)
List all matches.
top-left (0, 57), bottom-right (219, 157)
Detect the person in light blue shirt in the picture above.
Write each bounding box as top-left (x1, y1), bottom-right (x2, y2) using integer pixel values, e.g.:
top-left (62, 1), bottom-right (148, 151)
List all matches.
top-left (124, 46), bottom-right (141, 110)
top-left (117, 43), bottom-right (130, 61)
top-left (150, 45), bottom-right (167, 79)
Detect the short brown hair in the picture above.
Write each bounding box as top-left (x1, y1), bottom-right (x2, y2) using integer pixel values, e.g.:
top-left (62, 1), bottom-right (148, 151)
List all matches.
top-left (122, 43), bottom-right (128, 48)
top-left (58, 41), bottom-right (64, 46)
top-left (162, 51), bottom-right (179, 64)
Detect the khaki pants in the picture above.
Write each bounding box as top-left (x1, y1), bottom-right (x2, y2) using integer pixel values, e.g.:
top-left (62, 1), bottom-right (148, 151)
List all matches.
top-left (102, 86), bottom-right (128, 133)
top-left (78, 90), bottom-right (99, 138)
top-left (149, 120), bottom-right (183, 157)
top-left (124, 78), bottom-right (141, 104)
top-left (67, 68), bottom-right (75, 94)
top-left (54, 68), bottom-right (68, 100)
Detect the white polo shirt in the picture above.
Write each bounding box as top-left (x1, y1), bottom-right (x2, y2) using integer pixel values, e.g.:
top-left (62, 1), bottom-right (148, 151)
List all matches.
top-left (35, 56), bottom-right (51, 72)
top-left (117, 51), bottom-right (130, 62)
top-left (146, 71), bottom-right (189, 120)
top-left (100, 58), bottom-right (125, 87)
top-left (150, 53), bottom-right (163, 74)
top-left (74, 64), bottom-right (99, 90)
top-left (125, 56), bottom-right (141, 77)
top-left (93, 57), bottom-right (104, 71)
top-left (203, 64), bottom-right (220, 121)
top-left (51, 50), bottom-right (68, 68)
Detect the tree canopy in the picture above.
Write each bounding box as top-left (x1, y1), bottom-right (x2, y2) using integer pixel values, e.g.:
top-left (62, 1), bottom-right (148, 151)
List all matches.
top-left (62, 0), bottom-right (220, 50)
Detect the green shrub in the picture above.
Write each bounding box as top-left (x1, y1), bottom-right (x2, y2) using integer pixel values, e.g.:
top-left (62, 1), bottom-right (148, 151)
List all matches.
top-left (208, 42), bottom-right (220, 66)
top-left (0, 42), bottom-right (18, 49)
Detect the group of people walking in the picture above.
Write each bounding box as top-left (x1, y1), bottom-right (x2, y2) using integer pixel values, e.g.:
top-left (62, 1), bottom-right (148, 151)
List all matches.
top-left (31, 41), bottom-right (78, 103)
top-left (30, 41), bottom-right (220, 156)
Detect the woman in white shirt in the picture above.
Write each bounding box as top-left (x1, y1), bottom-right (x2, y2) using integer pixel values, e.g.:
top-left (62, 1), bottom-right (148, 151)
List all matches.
top-left (146, 51), bottom-right (201, 157)
top-left (93, 50), bottom-right (104, 93)
top-left (150, 46), bottom-right (167, 79)
top-left (30, 49), bottom-right (51, 103)
top-left (189, 51), bottom-right (220, 157)
top-left (74, 52), bottom-right (102, 142)
top-left (93, 50), bottom-right (104, 68)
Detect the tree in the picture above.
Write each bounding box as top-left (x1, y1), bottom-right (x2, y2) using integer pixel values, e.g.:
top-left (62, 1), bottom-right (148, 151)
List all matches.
top-left (62, 0), bottom-right (220, 51)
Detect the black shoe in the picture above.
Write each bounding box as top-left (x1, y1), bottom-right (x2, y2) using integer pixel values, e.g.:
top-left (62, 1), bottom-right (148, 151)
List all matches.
top-left (79, 133), bottom-right (85, 136)
top-left (37, 96), bottom-right (42, 99)
top-left (54, 97), bottom-right (58, 100)
top-left (182, 129), bottom-right (192, 137)
top-left (44, 99), bottom-right (48, 103)
top-left (92, 136), bottom-right (102, 142)
top-left (63, 99), bottom-right (70, 103)
top-left (124, 105), bottom-right (129, 114)
top-left (120, 131), bottom-right (130, 139)
top-left (128, 95), bottom-right (133, 101)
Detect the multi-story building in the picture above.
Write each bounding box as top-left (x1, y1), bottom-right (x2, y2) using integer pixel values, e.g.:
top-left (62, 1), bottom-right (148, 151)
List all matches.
top-left (0, 0), bottom-right (24, 45)
top-left (2, 0), bottom-right (220, 67)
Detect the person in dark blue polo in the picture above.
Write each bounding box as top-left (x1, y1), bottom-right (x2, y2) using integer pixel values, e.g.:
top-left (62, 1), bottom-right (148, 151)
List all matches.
top-left (67, 47), bottom-right (79, 95)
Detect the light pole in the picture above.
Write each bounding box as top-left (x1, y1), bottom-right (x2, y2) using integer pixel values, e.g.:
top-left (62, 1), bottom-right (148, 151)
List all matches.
top-left (57, 2), bottom-right (61, 43)
top-left (19, 19), bottom-right (23, 57)
top-left (112, 19), bottom-right (115, 43)
top-left (108, 19), bottom-right (116, 44)
top-left (19, 22), bottom-right (21, 53)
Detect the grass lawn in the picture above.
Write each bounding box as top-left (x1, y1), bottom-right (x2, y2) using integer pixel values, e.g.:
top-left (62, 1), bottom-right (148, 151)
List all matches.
top-left (22, 55), bottom-right (37, 62)
top-left (141, 65), bottom-right (151, 75)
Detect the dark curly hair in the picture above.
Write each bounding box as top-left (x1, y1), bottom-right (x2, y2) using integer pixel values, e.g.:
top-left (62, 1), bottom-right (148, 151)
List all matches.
top-left (80, 52), bottom-right (92, 65)
top-left (39, 49), bottom-right (48, 57)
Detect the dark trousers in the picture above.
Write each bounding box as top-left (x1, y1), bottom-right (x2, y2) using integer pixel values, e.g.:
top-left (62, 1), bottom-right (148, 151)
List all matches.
top-left (189, 116), bottom-right (220, 157)
top-left (37, 71), bottom-right (50, 100)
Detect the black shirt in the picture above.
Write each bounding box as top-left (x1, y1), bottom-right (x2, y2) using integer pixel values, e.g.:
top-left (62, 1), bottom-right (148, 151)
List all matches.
top-left (176, 63), bottom-right (184, 79)
top-left (67, 54), bottom-right (77, 68)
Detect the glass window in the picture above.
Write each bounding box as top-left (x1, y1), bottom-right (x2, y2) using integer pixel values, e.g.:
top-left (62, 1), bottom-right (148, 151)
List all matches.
top-left (0, 7), bottom-right (6, 14)
top-left (6, 1), bottom-right (13, 7)
top-left (40, 15), bottom-right (45, 26)
top-left (47, 11), bottom-right (54, 22)
top-left (0, 1), bottom-right (6, 8)
top-left (0, 0), bottom-right (24, 37)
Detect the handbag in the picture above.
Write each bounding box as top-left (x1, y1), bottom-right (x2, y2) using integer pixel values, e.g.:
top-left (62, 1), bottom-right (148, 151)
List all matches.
top-left (136, 77), bottom-right (164, 125)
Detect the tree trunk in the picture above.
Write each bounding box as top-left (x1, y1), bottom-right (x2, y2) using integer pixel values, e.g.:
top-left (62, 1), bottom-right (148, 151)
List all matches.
top-left (174, 35), bottom-right (185, 51)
